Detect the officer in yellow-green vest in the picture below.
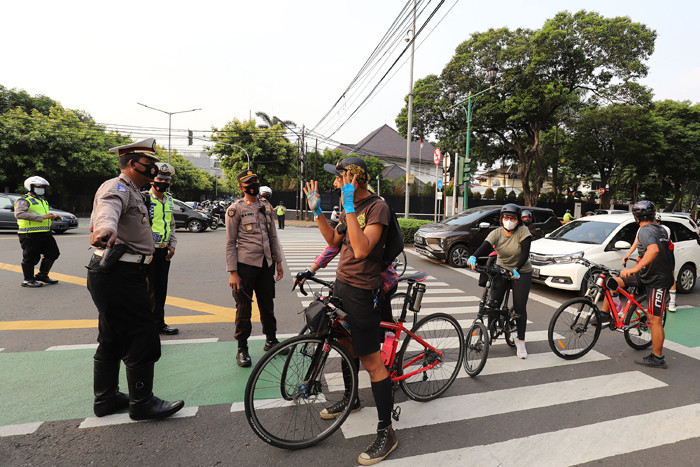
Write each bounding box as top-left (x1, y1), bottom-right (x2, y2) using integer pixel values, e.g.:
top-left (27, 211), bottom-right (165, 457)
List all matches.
top-left (143, 163), bottom-right (179, 335)
top-left (14, 176), bottom-right (62, 287)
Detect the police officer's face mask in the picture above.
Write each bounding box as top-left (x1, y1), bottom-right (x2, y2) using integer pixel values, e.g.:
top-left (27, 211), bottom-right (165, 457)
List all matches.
top-left (133, 160), bottom-right (158, 179)
top-left (153, 181), bottom-right (170, 192)
top-left (242, 183), bottom-right (260, 196)
top-left (34, 187), bottom-right (46, 196)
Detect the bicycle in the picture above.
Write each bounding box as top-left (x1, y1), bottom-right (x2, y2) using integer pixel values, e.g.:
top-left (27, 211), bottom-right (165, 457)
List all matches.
top-left (391, 250), bottom-right (408, 277)
top-left (463, 261), bottom-right (519, 376)
top-left (244, 273), bottom-right (464, 449)
top-left (547, 258), bottom-right (665, 360)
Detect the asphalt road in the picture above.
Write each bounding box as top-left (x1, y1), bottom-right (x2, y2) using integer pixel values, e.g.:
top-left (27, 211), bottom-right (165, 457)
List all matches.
top-left (1, 222), bottom-right (699, 466)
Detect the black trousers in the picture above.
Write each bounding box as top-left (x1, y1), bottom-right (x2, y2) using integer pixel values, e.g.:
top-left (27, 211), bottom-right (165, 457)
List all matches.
top-left (147, 248), bottom-right (171, 327)
top-left (87, 256), bottom-right (161, 369)
top-left (488, 271), bottom-right (532, 340)
top-left (18, 232), bottom-right (60, 278)
top-left (277, 214), bottom-right (285, 229)
top-left (232, 260), bottom-right (277, 346)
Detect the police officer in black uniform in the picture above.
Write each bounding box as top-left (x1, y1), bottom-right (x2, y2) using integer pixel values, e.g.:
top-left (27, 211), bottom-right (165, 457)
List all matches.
top-left (87, 138), bottom-right (184, 420)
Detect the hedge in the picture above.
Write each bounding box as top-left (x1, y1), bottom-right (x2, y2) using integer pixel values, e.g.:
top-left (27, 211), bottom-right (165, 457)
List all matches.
top-left (398, 218), bottom-right (434, 244)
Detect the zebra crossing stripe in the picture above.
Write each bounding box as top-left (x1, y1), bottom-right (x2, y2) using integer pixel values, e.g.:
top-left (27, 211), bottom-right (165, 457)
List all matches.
top-left (0, 421), bottom-right (42, 437)
top-left (380, 403), bottom-right (700, 466)
top-left (340, 370), bottom-right (666, 438)
top-left (45, 338), bottom-right (219, 351)
top-left (78, 406), bottom-right (198, 429)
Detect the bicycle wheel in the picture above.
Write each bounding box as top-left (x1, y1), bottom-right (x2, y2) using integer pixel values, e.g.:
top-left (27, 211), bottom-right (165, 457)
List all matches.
top-left (392, 250), bottom-right (407, 277)
top-left (245, 335), bottom-right (358, 449)
top-left (623, 306), bottom-right (653, 350)
top-left (389, 293), bottom-right (408, 322)
top-left (548, 297), bottom-right (601, 360)
top-left (463, 320), bottom-right (489, 377)
top-left (397, 312), bottom-right (464, 402)
top-left (504, 314), bottom-right (517, 348)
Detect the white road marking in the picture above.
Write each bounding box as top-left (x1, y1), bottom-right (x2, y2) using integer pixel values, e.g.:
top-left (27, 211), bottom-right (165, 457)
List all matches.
top-left (79, 406), bottom-right (198, 429)
top-left (0, 421), bottom-right (42, 437)
top-left (340, 371), bottom-right (665, 438)
top-left (380, 403), bottom-right (700, 466)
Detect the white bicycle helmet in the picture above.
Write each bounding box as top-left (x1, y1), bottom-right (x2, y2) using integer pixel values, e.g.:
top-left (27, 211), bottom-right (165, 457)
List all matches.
top-left (24, 176), bottom-right (50, 191)
top-left (260, 186), bottom-right (272, 199)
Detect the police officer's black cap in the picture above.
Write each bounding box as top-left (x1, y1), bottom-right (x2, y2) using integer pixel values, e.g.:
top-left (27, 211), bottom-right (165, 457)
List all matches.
top-left (237, 169), bottom-right (258, 184)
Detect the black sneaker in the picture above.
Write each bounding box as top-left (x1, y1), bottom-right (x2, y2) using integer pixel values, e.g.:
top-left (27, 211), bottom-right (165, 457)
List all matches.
top-left (236, 348), bottom-right (252, 367)
top-left (590, 311), bottom-right (611, 328)
top-left (21, 279), bottom-right (43, 288)
top-left (264, 338), bottom-right (290, 355)
top-left (34, 273), bottom-right (58, 285)
top-left (319, 397), bottom-right (361, 420)
top-left (635, 353), bottom-right (667, 369)
top-left (358, 424), bottom-right (398, 465)
top-left (159, 324), bottom-right (179, 335)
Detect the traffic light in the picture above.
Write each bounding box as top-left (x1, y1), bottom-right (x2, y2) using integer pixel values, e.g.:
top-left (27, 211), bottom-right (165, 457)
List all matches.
top-left (188, 129), bottom-right (193, 146)
top-left (463, 157), bottom-right (471, 183)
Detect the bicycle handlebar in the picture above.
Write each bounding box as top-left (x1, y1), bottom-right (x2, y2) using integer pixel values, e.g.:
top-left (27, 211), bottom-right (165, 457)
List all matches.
top-left (293, 274), bottom-right (334, 296)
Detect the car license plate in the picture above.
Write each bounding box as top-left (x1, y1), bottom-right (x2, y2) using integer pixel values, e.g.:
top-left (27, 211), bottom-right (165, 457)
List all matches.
top-left (533, 268), bottom-right (540, 278)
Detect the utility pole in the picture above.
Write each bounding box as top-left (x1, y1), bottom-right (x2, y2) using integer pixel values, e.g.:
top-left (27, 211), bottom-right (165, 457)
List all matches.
top-left (136, 103), bottom-right (200, 164)
top-left (403, 0), bottom-right (416, 219)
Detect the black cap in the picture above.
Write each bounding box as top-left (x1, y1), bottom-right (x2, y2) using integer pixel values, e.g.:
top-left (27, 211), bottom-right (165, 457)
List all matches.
top-left (236, 169), bottom-right (258, 184)
top-left (323, 156), bottom-right (368, 184)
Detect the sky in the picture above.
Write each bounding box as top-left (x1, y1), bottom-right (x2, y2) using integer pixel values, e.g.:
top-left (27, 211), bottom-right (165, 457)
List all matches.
top-left (2, 0), bottom-right (698, 153)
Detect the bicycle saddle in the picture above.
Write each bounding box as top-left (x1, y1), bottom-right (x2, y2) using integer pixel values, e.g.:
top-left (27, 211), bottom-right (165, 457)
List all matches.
top-left (398, 271), bottom-right (427, 282)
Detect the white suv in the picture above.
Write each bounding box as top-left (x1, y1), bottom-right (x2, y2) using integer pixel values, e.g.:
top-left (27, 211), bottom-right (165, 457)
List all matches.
top-left (530, 213), bottom-right (700, 294)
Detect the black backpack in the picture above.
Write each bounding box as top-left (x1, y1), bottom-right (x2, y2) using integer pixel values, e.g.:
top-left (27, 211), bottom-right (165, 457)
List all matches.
top-left (342, 195), bottom-right (404, 270)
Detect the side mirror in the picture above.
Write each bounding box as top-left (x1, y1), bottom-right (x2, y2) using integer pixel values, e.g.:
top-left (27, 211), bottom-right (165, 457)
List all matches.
top-left (2, 205), bottom-right (12, 210)
top-left (478, 222), bottom-right (491, 229)
top-left (614, 240), bottom-right (632, 250)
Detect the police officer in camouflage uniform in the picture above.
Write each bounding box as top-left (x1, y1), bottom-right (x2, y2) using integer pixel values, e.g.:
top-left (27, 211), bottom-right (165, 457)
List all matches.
top-left (226, 169), bottom-right (284, 367)
top-left (144, 162), bottom-right (179, 335)
top-left (88, 137), bottom-right (184, 420)
top-left (14, 176), bottom-right (62, 287)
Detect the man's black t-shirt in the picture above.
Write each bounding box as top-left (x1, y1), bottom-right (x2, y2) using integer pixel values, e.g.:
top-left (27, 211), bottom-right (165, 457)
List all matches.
top-left (637, 223), bottom-right (675, 288)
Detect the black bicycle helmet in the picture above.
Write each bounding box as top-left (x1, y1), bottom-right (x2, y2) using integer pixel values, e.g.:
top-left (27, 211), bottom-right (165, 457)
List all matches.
top-left (500, 203), bottom-right (521, 217)
top-left (632, 200), bottom-right (656, 221)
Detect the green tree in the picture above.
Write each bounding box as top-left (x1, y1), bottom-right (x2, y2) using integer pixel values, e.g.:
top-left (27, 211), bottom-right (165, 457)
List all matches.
top-left (255, 111), bottom-right (296, 130)
top-left (495, 187), bottom-right (506, 201)
top-left (484, 188), bottom-right (495, 200)
top-left (400, 10), bottom-right (656, 206)
top-left (507, 190), bottom-right (516, 202)
top-left (209, 118), bottom-right (297, 188)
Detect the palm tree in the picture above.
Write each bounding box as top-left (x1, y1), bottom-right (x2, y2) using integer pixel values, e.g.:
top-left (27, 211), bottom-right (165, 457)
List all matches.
top-left (255, 111), bottom-right (296, 129)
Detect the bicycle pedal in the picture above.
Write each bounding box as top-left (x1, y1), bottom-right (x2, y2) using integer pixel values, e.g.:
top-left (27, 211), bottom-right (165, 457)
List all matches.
top-left (392, 405), bottom-right (401, 422)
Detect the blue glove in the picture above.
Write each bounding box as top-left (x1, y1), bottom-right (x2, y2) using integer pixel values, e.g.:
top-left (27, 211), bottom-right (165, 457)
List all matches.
top-left (511, 268), bottom-right (520, 279)
top-left (306, 190), bottom-right (323, 215)
top-left (467, 256), bottom-right (477, 268)
top-left (342, 184), bottom-right (356, 214)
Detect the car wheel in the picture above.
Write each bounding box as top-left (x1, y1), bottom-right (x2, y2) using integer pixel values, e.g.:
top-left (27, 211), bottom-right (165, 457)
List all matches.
top-left (579, 267), bottom-right (602, 296)
top-left (676, 263), bottom-right (696, 294)
top-left (447, 244), bottom-right (471, 268)
top-left (187, 219), bottom-right (203, 232)
top-left (52, 229), bottom-right (67, 234)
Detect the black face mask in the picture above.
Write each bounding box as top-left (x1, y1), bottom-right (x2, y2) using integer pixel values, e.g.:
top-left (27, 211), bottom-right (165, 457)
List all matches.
top-left (133, 160), bottom-right (158, 179)
top-left (153, 181), bottom-right (169, 192)
top-left (242, 183), bottom-right (260, 196)
top-left (522, 218), bottom-right (532, 225)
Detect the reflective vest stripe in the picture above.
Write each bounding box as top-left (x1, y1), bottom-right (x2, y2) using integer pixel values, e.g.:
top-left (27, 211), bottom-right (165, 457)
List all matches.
top-left (16, 195), bottom-right (51, 234)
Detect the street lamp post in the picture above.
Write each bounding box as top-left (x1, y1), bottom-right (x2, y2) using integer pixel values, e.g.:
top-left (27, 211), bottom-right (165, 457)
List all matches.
top-left (448, 66), bottom-right (498, 209)
top-left (137, 103), bottom-right (201, 163)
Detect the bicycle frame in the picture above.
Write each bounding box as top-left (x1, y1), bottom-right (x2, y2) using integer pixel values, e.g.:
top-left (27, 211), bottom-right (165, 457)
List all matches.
top-left (593, 272), bottom-right (649, 330)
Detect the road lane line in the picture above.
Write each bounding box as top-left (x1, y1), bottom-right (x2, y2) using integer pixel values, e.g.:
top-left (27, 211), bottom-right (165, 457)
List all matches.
top-left (340, 370), bottom-right (665, 438)
top-left (0, 421), bottom-right (42, 437)
top-left (380, 403), bottom-right (700, 466)
top-left (78, 406), bottom-right (198, 429)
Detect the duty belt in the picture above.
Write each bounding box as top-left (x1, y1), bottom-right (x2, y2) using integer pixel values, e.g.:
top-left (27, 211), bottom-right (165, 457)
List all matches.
top-left (18, 226), bottom-right (51, 233)
top-left (155, 242), bottom-right (169, 249)
top-left (94, 249), bottom-right (153, 264)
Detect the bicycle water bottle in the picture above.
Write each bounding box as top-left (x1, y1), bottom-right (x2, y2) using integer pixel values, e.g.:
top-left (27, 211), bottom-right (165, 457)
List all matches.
top-left (381, 331), bottom-right (396, 366)
top-left (612, 294), bottom-right (623, 318)
top-left (410, 283), bottom-right (426, 311)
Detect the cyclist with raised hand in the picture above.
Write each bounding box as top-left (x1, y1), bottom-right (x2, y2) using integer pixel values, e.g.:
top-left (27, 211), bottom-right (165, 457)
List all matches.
top-left (614, 201), bottom-right (674, 368)
top-left (466, 203), bottom-right (533, 359)
top-left (304, 156), bottom-right (397, 465)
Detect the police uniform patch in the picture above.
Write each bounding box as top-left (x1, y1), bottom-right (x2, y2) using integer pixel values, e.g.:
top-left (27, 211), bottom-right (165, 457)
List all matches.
top-left (117, 183), bottom-right (127, 192)
top-left (246, 200), bottom-right (251, 205)
top-left (246, 224), bottom-right (253, 231)
top-left (228, 208), bottom-right (236, 217)
top-left (16, 199), bottom-right (28, 207)
top-left (357, 212), bottom-right (366, 229)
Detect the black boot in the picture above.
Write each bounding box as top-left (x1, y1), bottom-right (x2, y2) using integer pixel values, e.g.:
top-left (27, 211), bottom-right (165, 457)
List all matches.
top-left (93, 359), bottom-right (129, 417)
top-left (237, 347), bottom-right (252, 367)
top-left (35, 258), bottom-right (58, 285)
top-left (21, 263), bottom-right (42, 288)
top-left (126, 366), bottom-right (184, 420)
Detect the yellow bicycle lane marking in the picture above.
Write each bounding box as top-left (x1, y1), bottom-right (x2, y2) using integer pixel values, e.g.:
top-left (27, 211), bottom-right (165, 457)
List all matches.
top-left (0, 262), bottom-right (258, 330)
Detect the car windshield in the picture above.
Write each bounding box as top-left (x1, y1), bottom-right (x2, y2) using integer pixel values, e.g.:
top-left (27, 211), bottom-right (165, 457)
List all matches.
top-left (440, 207), bottom-right (497, 226)
top-left (548, 220), bottom-right (619, 245)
